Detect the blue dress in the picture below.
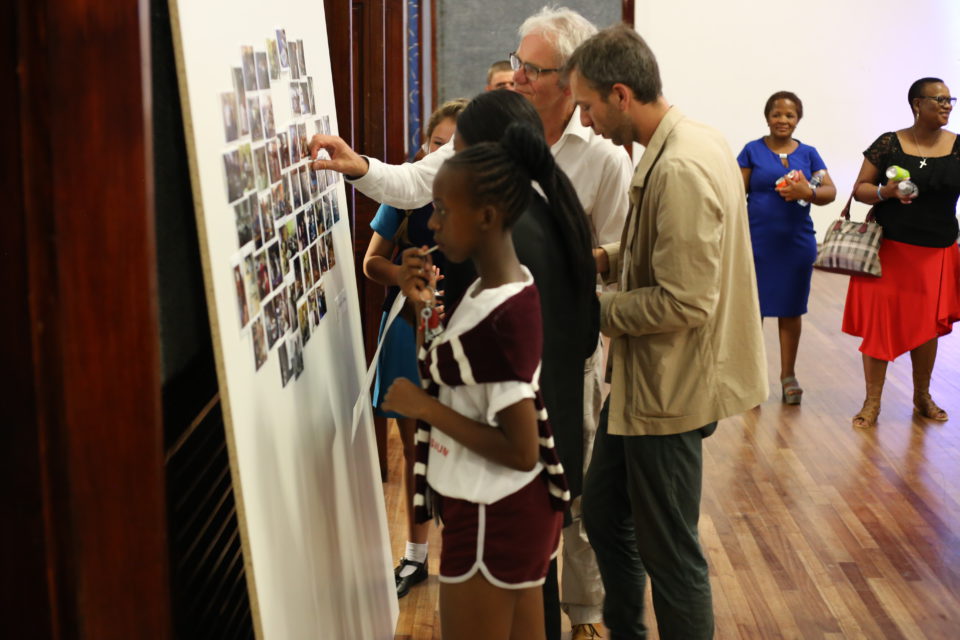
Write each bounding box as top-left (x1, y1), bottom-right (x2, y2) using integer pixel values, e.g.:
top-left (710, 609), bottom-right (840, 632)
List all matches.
top-left (370, 203), bottom-right (440, 418)
top-left (737, 138), bottom-right (826, 317)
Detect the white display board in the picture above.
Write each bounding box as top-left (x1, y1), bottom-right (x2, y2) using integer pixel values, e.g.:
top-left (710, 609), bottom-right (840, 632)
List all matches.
top-left (169, 1), bottom-right (397, 637)
top-left (634, 0), bottom-right (960, 238)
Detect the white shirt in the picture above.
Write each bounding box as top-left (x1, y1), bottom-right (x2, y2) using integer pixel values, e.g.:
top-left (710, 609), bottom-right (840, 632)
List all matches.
top-left (425, 269), bottom-right (543, 504)
top-left (349, 107), bottom-right (633, 248)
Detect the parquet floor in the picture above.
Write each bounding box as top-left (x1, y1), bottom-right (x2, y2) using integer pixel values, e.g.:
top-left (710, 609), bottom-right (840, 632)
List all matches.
top-left (386, 271), bottom-right (960, 639)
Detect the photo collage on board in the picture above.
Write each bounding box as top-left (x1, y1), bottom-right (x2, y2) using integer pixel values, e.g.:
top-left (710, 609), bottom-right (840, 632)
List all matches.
top-left (221, 28), bottom-right (345, 385)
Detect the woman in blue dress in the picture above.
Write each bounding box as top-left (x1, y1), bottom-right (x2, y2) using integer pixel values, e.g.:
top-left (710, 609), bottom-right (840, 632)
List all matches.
top-left (362, 98), bottom-right (467, 598)
top-left (738, 91), bottom-right (837, 404)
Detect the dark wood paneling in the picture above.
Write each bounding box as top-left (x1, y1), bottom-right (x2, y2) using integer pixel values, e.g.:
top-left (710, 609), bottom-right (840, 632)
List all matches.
top-left (3, 0), bottom-right (171, 638)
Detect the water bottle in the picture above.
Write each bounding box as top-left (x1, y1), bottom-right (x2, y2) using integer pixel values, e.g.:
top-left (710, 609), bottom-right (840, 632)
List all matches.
top-left (798, 170), bottom-right (826, 206)
top-left (886, 166), bottom-right (919, 198)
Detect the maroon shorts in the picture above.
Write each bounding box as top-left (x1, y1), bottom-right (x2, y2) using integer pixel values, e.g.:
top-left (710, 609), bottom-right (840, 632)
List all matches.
top-left (437, 475), bottom-right (563, 588)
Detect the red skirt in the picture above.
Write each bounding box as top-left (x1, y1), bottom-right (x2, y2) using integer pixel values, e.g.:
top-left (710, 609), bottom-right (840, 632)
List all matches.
top-left (843, 238), bottom-right (960, 361)
top-left (437, 475), bottom-right (562, 589)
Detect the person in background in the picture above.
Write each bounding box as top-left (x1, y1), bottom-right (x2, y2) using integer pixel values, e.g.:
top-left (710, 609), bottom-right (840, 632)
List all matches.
top-left (737, 91), bottom-right (837, 404)
top-left (566, 24), bottom-right (767, 639)
top-left (362, 98), bottom-right (466, 598)
top-left (843, 77), bottom-right (960, 428)
top-left (486, 59), bottom-right (515, 91)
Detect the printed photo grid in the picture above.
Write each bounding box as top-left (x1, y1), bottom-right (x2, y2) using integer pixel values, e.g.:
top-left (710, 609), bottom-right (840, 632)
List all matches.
top-left (219, 28), bottom-right (344, 383)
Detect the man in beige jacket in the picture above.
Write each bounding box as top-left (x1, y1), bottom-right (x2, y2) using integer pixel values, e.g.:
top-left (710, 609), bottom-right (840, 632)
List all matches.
top-left (564, 25), bottom-right (767, 640)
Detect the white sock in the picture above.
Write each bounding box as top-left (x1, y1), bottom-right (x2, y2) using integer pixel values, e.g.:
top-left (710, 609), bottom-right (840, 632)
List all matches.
top-left (398, 542), bottom-right (428, 578)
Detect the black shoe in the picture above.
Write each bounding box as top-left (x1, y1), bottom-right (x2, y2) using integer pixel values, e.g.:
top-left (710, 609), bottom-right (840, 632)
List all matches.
top-left (395, 557), bottom-right (428, 598)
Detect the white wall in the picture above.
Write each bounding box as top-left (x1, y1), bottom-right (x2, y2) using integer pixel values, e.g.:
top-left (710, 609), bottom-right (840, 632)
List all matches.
top-left (635, 0), bottom-right (960, 238)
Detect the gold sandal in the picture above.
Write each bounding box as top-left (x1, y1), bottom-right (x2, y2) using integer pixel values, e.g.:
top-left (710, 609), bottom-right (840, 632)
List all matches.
top-left (781, 376), bottom-right (803, 405)
top-left (852, 396), bottom-right (881, 428)
top-left (914, 391), bottom-right (948, 421)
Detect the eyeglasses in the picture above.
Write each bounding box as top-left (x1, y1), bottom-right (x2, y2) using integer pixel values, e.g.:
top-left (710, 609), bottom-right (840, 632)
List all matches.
top-left (920, 95), bottom-right (957, 107)
top-left (509, 52), bottom-right (561, 82)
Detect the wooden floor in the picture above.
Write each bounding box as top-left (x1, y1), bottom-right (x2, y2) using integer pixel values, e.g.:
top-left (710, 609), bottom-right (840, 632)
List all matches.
top-left (385, 271), bottom-right (960, 639)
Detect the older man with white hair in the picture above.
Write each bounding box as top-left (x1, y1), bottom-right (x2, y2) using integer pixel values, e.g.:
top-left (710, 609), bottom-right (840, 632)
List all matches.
top-left (310, 7), bottom-right (631, 639)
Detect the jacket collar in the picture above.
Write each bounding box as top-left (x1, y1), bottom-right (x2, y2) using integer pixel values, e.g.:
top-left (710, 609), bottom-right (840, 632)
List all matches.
top-left (630, 106), bottom-right (684, 192)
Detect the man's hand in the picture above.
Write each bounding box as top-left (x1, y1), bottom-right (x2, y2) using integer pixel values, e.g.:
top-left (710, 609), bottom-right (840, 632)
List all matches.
top-left (308, 134), bottom-right (369, 178)
top-left (593, 247), bottom-right (610, 276)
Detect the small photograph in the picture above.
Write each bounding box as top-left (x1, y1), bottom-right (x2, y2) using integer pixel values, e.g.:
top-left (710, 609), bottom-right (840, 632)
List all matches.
top-left (259, 193), bottom-right (276, 242)
top-left (303, 247), bottom-right (314, 289)
top-left (297, 83), bottom-right (309, 118)
top-left (223, 149), bottom-right (243, 203)
top-left (286, 291), bottom-right (298, 333)
top-left (252, 317), bottom-right (268, 371)
top-left (254, 249), bottom-right (271, 299)
top-left (298, 166), bottom-right (310, 203)
top-left (289, 334), bottom-right (304, 378)
top-left (266, 39), bottom-right (280, 79)
top-left (234, 198), bottom-right (253, 247)
top-left (279, 222), bottom-right (293, 274)
top-left (307, 204), bottom-right (318, 243)
top-left (255, 51), bottom-right (270, 90)
top-left (309, 243), bottom-right (321, 282)
top-left (321, 115), bottom-right (331, 136)
top-left (289, 82), bottom-right (301, 115)
top-left (278, 341), bottom-right (291, 387)
top-left (295, 39), bottom-right (307, 76)
top-left (288, 41), bottom-right (300, 80)
top-left (283, 220), bottom-right (298, 265)
top-left (317, 234), bottom-right (329, 272)
top-left (248, 96), bottom-right (264, 142)
top-left (288, 125), bottom-right (301, 163)
top-left (252, 198), bottom-right (264, 249)
top-left (322, 193), bottom-right (334, 229)
top-left (272, 181), bottom-right (289, 219)
top-left (282, 173), bottom-right (294, 213)
top-left (221, 92), bottom-right (239, 142)
top-left (291, 169), bottom-right (303, 210)
top-left (308, 165), bottom-right (318, 198)
top-left (298, 301), bottom-right (311, 344)
top-left (313, 198), bottom-right (328, 236)
top-left (331, 193), bottom-right (341, 225)
top-left (307, 77), bottom-right (316, 115)
top-left (232, 68), bottom-right (249, 136)
top-left (308, 290), bottom-right (320, 327)
top-left (233, 263), bottom-right (250, 328)
top-left (276, 28), bottom-right (289, 70)
top-left (241, 45), bottom-right (257, 91)
top-left (261, 95), bottom-right (276, 138)
top-left (292, 256), bottom-right (304, 301)
top-left (264, 296), bottom-right (281, 349)
top-left (320, 197), bottom-right (331, 233)
top-left (277, 132), bottom-right (291, 169)
top-left (278, 288), bottom-right (291, 333)
top-left (297, 123), bottom-right (308, 160)
top-left (242, 253), bottom-right (261, 316)
top-left (238, 143), bottom-right (255, 193)
top-left (266, 140), bottom-right (281, 183)
top-left (296, 211), bottom-right (308, 251)
top-left (253, 145), bottom-right (269, 191)
top-left (267, 242), bottom-right (284, 290)
top-left (325, 232), bottom-right (336, 268)
top-left (317, 283), bottom-right (328, 319)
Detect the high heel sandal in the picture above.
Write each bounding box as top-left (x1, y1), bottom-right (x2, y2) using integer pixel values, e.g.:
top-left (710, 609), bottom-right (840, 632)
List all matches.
top-left (852, 396), bottom-right (881, 428)
top-left (914, 390), bottom-right (948, 422)
top-left (781, 376), bottom-right (803, 405)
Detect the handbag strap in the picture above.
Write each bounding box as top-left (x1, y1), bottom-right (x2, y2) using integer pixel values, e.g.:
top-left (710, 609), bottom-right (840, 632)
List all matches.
top-left (839, 187), bottom-right (877, 222)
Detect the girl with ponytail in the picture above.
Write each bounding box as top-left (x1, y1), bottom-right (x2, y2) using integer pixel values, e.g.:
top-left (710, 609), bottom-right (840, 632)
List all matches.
top-left (382, 121), bottom-right (581, 639)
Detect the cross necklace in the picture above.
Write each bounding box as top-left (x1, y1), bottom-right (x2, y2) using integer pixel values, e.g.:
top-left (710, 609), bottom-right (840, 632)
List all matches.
top-left (911, 128), bottom-right (935, 169)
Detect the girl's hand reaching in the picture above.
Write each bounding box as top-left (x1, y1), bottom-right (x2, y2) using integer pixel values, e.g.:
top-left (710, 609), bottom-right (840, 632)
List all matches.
top-left (383, 378), bottom-right (430, 420)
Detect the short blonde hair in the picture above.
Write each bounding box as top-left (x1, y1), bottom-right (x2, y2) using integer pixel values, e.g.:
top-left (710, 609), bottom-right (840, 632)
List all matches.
top-left (426, 98), bottom-right (469, 141)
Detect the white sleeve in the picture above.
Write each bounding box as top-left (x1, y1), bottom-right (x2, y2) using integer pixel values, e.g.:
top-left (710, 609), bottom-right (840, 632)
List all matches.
top-left (483, 381), bottom-right (536, 426)
top-left (592, 146), bottom-right (633, 248)
top-left (347, 138), bottom-right (454, 209)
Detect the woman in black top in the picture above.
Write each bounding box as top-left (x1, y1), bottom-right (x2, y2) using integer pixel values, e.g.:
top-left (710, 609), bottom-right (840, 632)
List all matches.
top-left (843, 77), bottom-right (960, 428)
